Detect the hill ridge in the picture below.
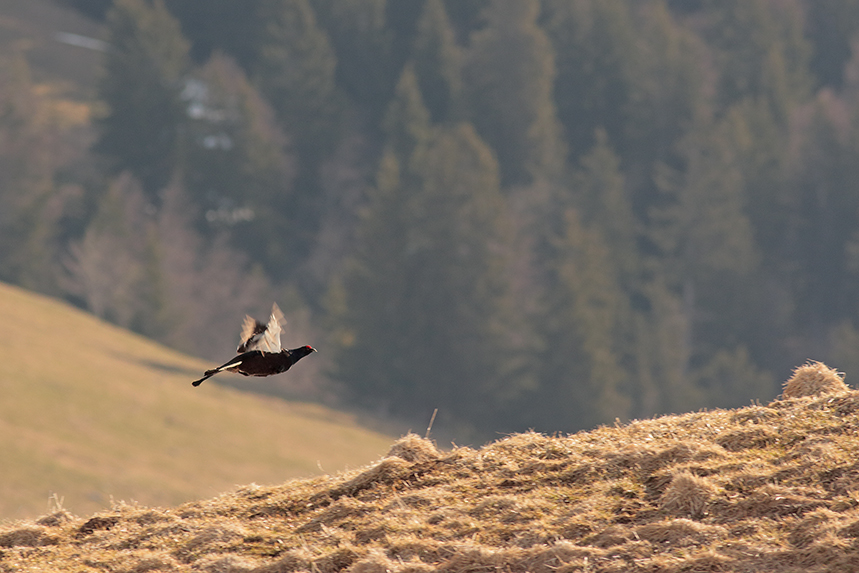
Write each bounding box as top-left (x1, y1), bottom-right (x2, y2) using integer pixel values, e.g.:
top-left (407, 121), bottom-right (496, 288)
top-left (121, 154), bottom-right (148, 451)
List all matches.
top-left (0, 280), bottom-right (393, 521)
top-left (4, 365), bottom-right (859, 572)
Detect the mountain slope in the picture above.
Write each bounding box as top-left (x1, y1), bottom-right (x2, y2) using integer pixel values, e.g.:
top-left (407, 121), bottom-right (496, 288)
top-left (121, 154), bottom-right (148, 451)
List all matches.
top-left (0, 281), bottom-right (393, 520)
top-left (2, 363), bottom-right (858, 572)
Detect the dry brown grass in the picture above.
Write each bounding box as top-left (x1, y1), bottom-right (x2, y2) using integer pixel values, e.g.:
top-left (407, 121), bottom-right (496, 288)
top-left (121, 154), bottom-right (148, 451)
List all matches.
top-left (4, 363), bottom-right (859, 572)
top-left (783, 360), bottom-right (848, 398)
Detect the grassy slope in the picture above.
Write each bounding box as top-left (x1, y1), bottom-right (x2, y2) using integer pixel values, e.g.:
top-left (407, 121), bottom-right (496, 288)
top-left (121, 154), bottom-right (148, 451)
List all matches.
top-left (4, 368), bottom-right (859, 572)
top-left (0, 281), bottom-right (393, 520)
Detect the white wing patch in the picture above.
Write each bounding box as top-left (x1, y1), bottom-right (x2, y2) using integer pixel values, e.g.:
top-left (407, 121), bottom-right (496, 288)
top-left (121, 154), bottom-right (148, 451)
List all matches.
top-left (238, 303), bottom-right (285, 353)
top-left (218, 360), bottom-right (242, 372)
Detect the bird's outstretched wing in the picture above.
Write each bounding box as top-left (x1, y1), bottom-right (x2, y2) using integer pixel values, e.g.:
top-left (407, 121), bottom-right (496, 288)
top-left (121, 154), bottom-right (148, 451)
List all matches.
top-left (237, 315), bottom-right (265, 353)
top-left (237, 303), bottom-right (284, 353)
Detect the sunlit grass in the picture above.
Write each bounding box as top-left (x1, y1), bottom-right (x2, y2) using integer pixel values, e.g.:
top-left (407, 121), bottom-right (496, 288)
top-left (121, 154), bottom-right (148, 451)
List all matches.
top-left (4, 363), bottom-right (859, 572)
top-left (0, 281), bottom-right (393, 520)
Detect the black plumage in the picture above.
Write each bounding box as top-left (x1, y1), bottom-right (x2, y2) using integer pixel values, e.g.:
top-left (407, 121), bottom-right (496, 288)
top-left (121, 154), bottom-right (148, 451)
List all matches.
top-left (192, 304), bottom-right (316, 386)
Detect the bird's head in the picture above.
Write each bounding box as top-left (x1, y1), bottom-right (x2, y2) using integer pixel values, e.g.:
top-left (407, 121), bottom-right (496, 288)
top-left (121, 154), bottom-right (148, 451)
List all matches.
top-left (292, 345), bottom-right (317, 359)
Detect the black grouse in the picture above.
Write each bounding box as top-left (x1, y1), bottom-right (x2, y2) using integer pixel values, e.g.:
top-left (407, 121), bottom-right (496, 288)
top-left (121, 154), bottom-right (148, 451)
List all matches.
top-left (192, 303), bottom-right (316, 387)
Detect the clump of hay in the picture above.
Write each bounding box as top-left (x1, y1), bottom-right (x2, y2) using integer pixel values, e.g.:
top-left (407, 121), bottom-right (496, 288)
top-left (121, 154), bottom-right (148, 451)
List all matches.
top-left (787, 508), bottom-right (840, 549)
top-left (0, 527), bottom-right (58, 548)
top-left (386, 434), bottom-right (440, 463)
top-left (349, 548), bottom-right (433, 573)
top-left (635, 519), bottom-right (727, 548)
top-left (36, 510), bottom-right (74, 527)
top-left (660, 471), bottom-right (718, 518)
top-left (782, 361), bottom-right (848, 399)
top-left (335, 457), bottom-right (412, 497)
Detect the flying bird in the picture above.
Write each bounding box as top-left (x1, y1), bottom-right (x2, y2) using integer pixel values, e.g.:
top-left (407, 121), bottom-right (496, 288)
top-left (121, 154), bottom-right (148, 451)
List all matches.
top-left (192, 303), bottom-right (316, 387)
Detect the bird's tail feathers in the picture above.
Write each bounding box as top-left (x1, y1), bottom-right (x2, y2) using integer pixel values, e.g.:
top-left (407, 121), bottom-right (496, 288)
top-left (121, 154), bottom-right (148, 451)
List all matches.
top-left (191, 358), bottom-right (244, 387)
top-left (191, 373), bottom-right (213, 387)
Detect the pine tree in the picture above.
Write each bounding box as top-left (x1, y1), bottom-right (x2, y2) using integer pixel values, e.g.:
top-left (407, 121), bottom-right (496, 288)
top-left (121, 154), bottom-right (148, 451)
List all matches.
top-left (381, 64), bottom-right (432, 165)
top-left (0, 54), bottom-right (63, 290)
top-left (464, 0), bottom-right (566, 186)
top-left (413, 0), bottom-right (463, 124)
top-left (63, 174), bottom-right (150, 328)
top-left (531, 208), bottom-right (631, 432)
top-left (624, 2), bottom-right (708, 170)
top-left (702, 0), bottom-right (812, 119)
top-left (253, 0), bottom-right (341, 162)
top-left (570, 130), bottom-right (638, 285)
top-left (544, 0), bottom-right (705, 178)
top-left (805, 0), bottom-right (859, 89)
top-left (542, 0), bottom-right (638, 163)
top-left (162, 0), bottom-right (260, 65)
top-left (313, 0), bottom-right (395, 123)
top-left (334, 108), bottom-right (526, 433)
top-left (785, 90), bottom-right (859, 338)
top-left (181, 53), bottom-right (296, 276)
top-left (96, 0), bottom-right (190, 196)
top-left (648, 115), bottom-right (768, 409)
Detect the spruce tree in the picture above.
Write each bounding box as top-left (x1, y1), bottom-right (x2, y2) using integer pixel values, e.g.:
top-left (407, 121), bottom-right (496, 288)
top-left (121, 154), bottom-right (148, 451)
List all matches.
top-left (544, 1), bottom-right (704, 177)
top-left (249, 0), bottom-right (343, 273)
top-left (381, 65), bottom-right (432, 165)
top-left (542, 0), bottom-right (638, 163)
top-left (570, 130), bottom-right (638, 285)
top-left (0, 54), bottom-right (64, 290)
top-left (805, 0), bottom-right (859, 88)
top-left (785, 91), bottom-right (859, 336)
top-left (96, 0), bottom-right (190, 197)
top-left (464, 0), bottom-right (566, 186)
top-left (648, 115), bottom-right (767, 409)
top-left (624, 2), bottom-right (707, 170)
top-left (182, 53), bottom-right (296, 276)
top-left (413, 0), bottom-right (463, 124)
top-left (702, 0), bottom-right (812, 118)
top-left (529, 135), bottom-right (639, 431)
top-left (334, 74), bottom-right (525, 433)
top-left (532, 208), bottom-right (631, 432)
top-left (313, 0), bottom-right (395, 123)
top-left (253, 0), bottom-right (341, 162)
top-left (336, 122), bottom-right (524, 434)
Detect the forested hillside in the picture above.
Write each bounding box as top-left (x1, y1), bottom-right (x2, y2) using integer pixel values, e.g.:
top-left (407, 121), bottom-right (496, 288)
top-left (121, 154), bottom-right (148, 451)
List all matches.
top-left (5, 0), bottom-right (859, 440)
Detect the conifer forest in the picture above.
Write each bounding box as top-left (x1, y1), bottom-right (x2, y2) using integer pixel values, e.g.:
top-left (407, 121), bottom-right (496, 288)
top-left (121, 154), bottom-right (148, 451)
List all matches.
top-left (5, 0), bottom-right (859, 440)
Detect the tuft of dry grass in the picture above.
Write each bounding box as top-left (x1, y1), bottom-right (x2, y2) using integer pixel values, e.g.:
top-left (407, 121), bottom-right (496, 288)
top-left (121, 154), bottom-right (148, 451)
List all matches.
top-left (6, 362), bottom-right (859, 572)
top-left (660, 471), bottom-right (719, 518)
top-left (783, 360), bottom-right (848, 398)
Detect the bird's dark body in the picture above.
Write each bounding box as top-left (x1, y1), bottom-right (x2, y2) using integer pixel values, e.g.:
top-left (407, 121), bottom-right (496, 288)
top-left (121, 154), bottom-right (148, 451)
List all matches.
top-left (191, 303), bottom-right (315, 387)
top-left (216, 350), bottom-right (300, 377)
top-left (192, 346), bottom-right (315, 386)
